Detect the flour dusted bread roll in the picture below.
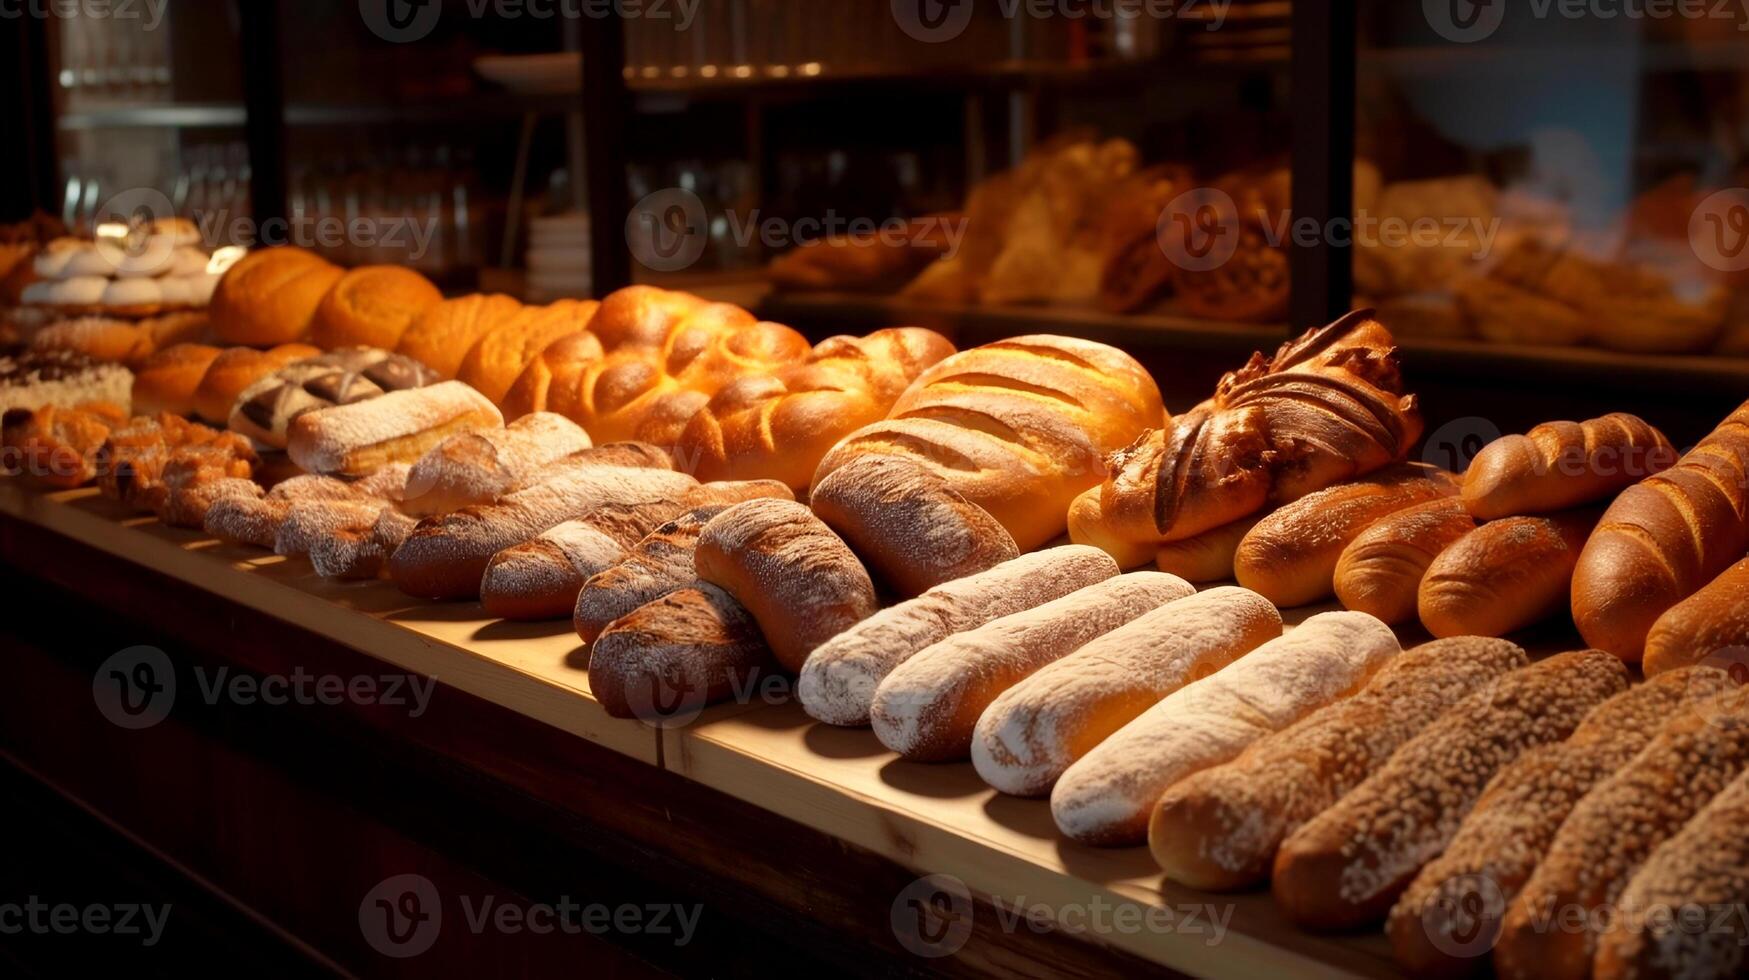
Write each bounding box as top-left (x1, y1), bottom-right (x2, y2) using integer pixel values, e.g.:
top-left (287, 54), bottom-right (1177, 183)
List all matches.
top-left (871, 572), bottom-right (1194, 763)
top-left (1644, 557), bottom-right (1749, 677)
top-left (1494, 686), bottom-right (1749, 980)
top-left (396, 293), bottom-right (525, 379)
top-left (973, 587), bottom-right (1280, 797)
top-left (1419, 510), bottom-right (1599, 638)
top-left (1053, 611), bottom-right (1399, 847)
top-left (1273, 650), bottom-right (1629, 932)
top-left (400, 412), bottom-right (594, 516)
top-left (1573, 399), bottom-right (1749, 660)
top-left (797, 546), bottom-right (1120, 727)
top-left (229, 347), bottom-right (439, 449)
top-left (1153, 637), bottom-right (1527, 893)
top-left (1334, 497), bottom-right (1477, 625)
top-left (309, 508), bottom-right (419, 580)
top-left (287, 381), bottom-right (502, 478)
top-left (308, 265), bottom-right (442, 351)
top-left (1235, 462), bottom-right (1460, 606)
top-left (810, 455), bottom-right (1019, 599)
top-left (1462, 413), bottom-right (1676, 520)
top-left (573, 505), bottom-right (726, 645)
top-left (588, 584), bottom-right (778, 722)
top-left (693, 498), bottom-right (879, 673)
top-left (1153, 517), bottom-right (1257, 583)
top-left (812, 335), bottom-right (1164, 551)
top-left (1390, 666), bottom-right (1735, 979)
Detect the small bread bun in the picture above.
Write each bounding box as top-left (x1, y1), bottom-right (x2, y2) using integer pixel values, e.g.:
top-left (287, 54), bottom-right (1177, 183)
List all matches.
top-left (131, 344), bottom-right (224, 418)
top-left (308, 265), bottom-right (442, 351)
top-left (210, 247), bottom-right (343, 346)
top-left (191, 343), bottom-right (322, 423)
top-left (396, 293), bottom-right (525, 378)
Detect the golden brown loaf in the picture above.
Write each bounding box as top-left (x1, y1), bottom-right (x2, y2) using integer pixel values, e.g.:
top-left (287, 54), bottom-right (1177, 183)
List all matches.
top-left (29, 317), bottom-right (157, 366)
top-left (1151, 637), bottom-right (1526, 892)
top-left (1644, 557), bottom-right (1749, 677)
top-left (1234, 462), bottom-right (1460, 607)
top-left (1152, 517), bottom-right (1258, 583)
top-left (131, 343), bottom-right (223, 417)
top-left (307, 265), bottom-right (442, 351)
top-left (674, 327), bottom-right (955, 491)
top-left (588, 583), bottom-right (777, 722)
top-left (1272, 650), bottom-right (1629, 932)
top-left (396, 293), bottom-right (525, 379)
top-left (1334, 497), bottom-right (1478, 625)
top-left (584, 284), bottom-right (709, 350)
top-left (813, 335), bottom-right (1164, 551)
top-left (573, 504), bottom-right (732, 645)
top-left (1075, 311), bottom-right (1424, 558)
top-left (1572, 399), bottom-right (1749, 661)
top-left (191, 343), bottom-right (321, 423)
top-left (1419, 509), bottom-right (1600, 638)
top-left (210, 247), bottom-right (343, 346)
top-left (456, 299), bottom-right (600, 406)
top-left (765, 218), bottom-right (958, 293)
top-left (1462, 413), bottom-right (1676, 519)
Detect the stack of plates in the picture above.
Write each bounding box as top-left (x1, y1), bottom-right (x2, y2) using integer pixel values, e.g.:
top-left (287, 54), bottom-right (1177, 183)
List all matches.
top-left (526, 213), bottom-right (592, 303)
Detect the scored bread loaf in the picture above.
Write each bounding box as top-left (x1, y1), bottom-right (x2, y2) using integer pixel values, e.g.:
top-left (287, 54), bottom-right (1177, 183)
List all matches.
top-left (588, 584), bottom-right (778, 722)
top-left (1272, 650), bottom-right (1629, 932)
top-left (389, 462), bottom-right (698, 600)
top-left (1493, 685), bottom-right (1749, 980)
top-left (400, 412), bottom-right (594, 516)
top-left (287, 381), bottom-right (503, 478)
top-left (674, 327), bottom-right (956, 491)
top-left (1053, 611), bottom-right (1400, 847)
top-left (396, 293), bottom-right (525, 379)
top-left (1572, 399), bottom-right (1749, 661)
top-left (1153, 517), bottom-right (1258, 583)
top-left (796, 546), bottom-right (1120, 727)
top-left (1151, 637), bottom-right (1527, 893)
top-left (812, 335), bottom-right (1164, 551)
top-left (1388, 666), bottom-right (1735, 979)
top-left (973, 586), bottom-right (1281, 798)
top-left (1234, 462), bottom-right (1460, 607)
top-left (1643, 557), bottom-right (1749, 677)
top-left (693, 498), bottom-right (879, 673)
top-left (1334, 497), bottom-right (1477, 625)
top-left (1462, 413), bottom-right (1676, 519)
top-left (870, 572), bottom-right (1194, 763)
top-left (210, 247), bottom-right (343, 346)
top-left (308, 265), bottom-right (442, 351)
top-left (191, 343), bottom-right (322, 423)
top-left (809, 454), bottom-right (1018, 599)
top-left (131, 343), bottom-right (222, 417)
top-left (456, 299), bottom-right (599, 405)
top-left (573, 504), bottom-right (729, 645)
top-left (1418, 509), bottom-right (1599, 638)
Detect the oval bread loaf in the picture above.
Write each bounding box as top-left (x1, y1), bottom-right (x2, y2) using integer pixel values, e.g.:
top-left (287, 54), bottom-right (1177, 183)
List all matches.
top-left (1643, 557), bottom-right (1749, 677)
top-left (1418, 510), bottom-right (1599, 638)
top-left (573, 504), bottom-right (734, 645)
top-left (588, 584), bottom-right (777, 722)
top-left (1154, 516), bottom-right (1259, 583)
top-left (1462, 413), bottom-right (1676, 520)
top-left (1333, 497), bottom-right (1477, 626)
top-left (400, 412), bottom-right (594, 516)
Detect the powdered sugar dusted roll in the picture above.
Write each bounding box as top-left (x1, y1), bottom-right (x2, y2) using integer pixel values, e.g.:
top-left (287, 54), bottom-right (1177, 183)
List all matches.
top-left (275, 499), bottom-right (388, 558)
top-left (287, 380), bottom-right (503, 478)
top-left (870, 572), bottom-right (1194, 763)
top-left (798, 545), bottom-right (1120, 728)
top-left (1052, 611), bottom-right (1400, 848)
top-left (400, 412), bottom-right (593, 516)
top-left (973, 586), bottom-right (1282, 798)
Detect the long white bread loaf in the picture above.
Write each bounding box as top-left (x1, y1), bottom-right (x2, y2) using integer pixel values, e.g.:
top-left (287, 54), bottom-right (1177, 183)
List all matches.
top-left (400, 412), bottom-right (594, 516)
top-left (869, 572), bottom-right (1193, 763)
top-left (287, 380), bottom-right (503, 478)
top-left (971, 586), bottom-right (1283, 798)
top-left (1051, 611), bottom-right (1400, 847)
top-left (797, 545), bottom-right (1120, 727)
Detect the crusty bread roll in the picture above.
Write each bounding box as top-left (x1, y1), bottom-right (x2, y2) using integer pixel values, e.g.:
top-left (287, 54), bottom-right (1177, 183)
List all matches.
top-left (1153, 516), bottom-right (1258, 583)
top-left (391, 461), bottom-right (697, 600)
top-left (1234, 462), bottom-right (1460, 607)
top-left (870, 572), bottom-right (1194, 763)
top-left (813, 335), bottom-right (1164, 551)
top-left (1333, 497), bottom-right (1477, 625)
top-left (674, 327), bottom-right (956, 491)
top-left (400, 412), bottom-right (593, 516)
top-left (585, 284), bottom-right (709, 349)
top-left (1389, 666), bottom-right (1735, 979)
top-left (131, 343), bottom-right (222, 417)
top-left (797, 546), bottom-right (1120, 727)
top-left (396, 293), bottom-right (525, 379)
top-left (693, 498), bottom-right (879, 673)
top-left (810, 454), bottom-right (1019, 599)
top-left (1066, 484), bottom-right (1157, 569)
top-left (1572, 399), bottom-right (1749, 661)
top-left (973, 586), bottom-right (1281, 797)
top-left (210, 247), bottom-right (343, 346)
top-left (1272, 650), bottom-right (1629, 932)
top-left (1644, 557), bottom-right (1749, 677)
top-left (456, 299), bottom-right (600, 405)
top-left (1593, 767), bottom-right (1749, 980)
top-left (1461, 413), bottom-right (1676, 519)
top-left (573, 504), bottom-right (728, 645)
top-left (191, 343), bottom-right (321, 423)
top-left (588, 584), bottom-right (778, 722)
top-left (1053, 611), bottom-right (1400, 847)
top-left (1418, 509), bottom-right (1599, 638)
top-left (308, 265), bottom-right (442, 351)
top-left (29, 316), bottom-right (156, 366)
top-left (287, 381), bottom-right (502, 478)
top-left (309, 508), bottom-right (418, 581)
top-left (1494, 685), bottom-right (1749, 980)
top-left (1152, 637), bottom-right (1526, 893)
top-left (275, 499), bottom-right (387, 558)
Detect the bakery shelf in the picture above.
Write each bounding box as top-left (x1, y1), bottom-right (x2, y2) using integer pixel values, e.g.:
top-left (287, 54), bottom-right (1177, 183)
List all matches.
top-left (55, 102), bottom-right (248, 131)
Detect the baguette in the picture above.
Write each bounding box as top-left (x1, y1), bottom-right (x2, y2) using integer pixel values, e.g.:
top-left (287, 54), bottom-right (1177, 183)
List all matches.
top-left (1152, 637), bottom-right (1527, 892)
top-left (972, 586), bottom-right (1280, 797)
top-left (1272, 650), bottom-right (1629, 932)
top-left (693, 498), bottom-right (879, 673)
top-left (573, 505), bottom-right (728, 645)
top-left (588, 584), bottom-right (777, 722)
top-left (1419, 510), bottom-right (1599, 638)
top-left (1494, 685), bottom-right (1749, 980)
top-left (870, 572), bottom-right (1194, 763)
top-left (797, 546), bottom-right (1120, 727)
top-left (1053, 611), bottom-right (1400, 847)
top-left (1154, 516), bottom-right (1258, 583)
top-left (1335, 497), bottom-right (1478, 625)
top-left (1390, 666), bottom-right (1735, 979)
top-left (400, 412), bottom-right (594, 517)
top-left (1462, 413), bottom-right (1676, 519)
top-left (286, 381), bottom-right (503, 478)
top-left (1643, 557), bottom-right (1749, 677)
top-left (1234, 462), bottom-right (1460, 607)
top-left (1572, 399), bottom-right (1749, 661)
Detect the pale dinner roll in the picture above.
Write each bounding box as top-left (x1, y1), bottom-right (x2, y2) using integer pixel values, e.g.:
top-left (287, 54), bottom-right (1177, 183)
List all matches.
top-left (308, 265), bottom-right (443, 351)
